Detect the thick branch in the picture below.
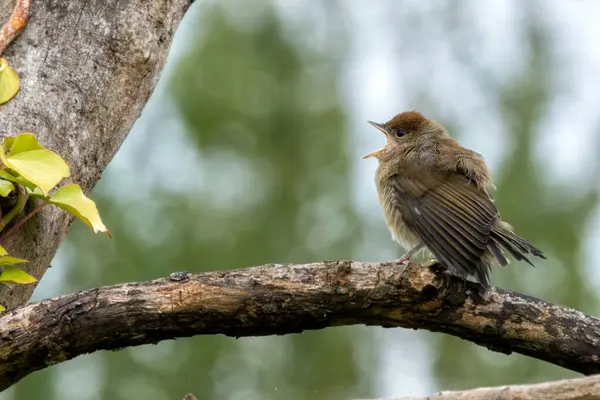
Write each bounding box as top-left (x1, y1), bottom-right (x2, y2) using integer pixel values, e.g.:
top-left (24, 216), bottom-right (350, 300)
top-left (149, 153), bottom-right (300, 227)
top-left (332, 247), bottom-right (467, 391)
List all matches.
top-left (0, 0), bottom-right (190, 309)
top-left (1, 261), bottom-right (600, 390)
top-left (368, 374), bottom-right (600, 400)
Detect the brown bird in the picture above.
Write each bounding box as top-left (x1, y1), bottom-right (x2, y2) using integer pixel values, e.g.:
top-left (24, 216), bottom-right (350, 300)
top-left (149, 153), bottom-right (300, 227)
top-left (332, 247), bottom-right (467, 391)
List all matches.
top-left (363, 111), bottom-right (545, 286)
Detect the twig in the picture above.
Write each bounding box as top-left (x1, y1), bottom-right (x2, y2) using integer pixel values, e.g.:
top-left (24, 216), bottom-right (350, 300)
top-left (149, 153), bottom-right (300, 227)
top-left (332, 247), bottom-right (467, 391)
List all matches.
top-left (0, 183), bottom-right (27, 233)
top-left (0, 201), bottom-right (45, 243)
top-left (0, 0), bottom-right (32, 56)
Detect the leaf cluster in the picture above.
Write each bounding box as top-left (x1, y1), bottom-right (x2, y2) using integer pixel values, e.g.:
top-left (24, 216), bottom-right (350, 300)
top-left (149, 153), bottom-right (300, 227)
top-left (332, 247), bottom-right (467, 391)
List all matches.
top-left (0, 133), bottom-right (109, 311)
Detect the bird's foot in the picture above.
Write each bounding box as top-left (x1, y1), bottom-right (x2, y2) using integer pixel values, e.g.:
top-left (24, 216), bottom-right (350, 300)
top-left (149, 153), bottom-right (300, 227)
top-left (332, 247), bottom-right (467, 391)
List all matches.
top-left (466, 280), bottom-right (488, 301)
top-left (389, 257), bottom-right (411, 281)
top-left (389, 244), bottom-right (425, 281)
top-left (393, 244), bottom-right (424, 266)
top-left (390, 256), bottom-right (412, 265)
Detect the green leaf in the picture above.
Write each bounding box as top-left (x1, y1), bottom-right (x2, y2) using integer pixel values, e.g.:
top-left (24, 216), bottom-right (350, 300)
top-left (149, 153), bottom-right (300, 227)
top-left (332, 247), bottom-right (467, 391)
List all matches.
top-left (0, 170), bottom-right (36, 192)
top-left (0, 58), bottom-right (20, 105)
top-left (0, 266), bottom-right (36, 284)
top-left (0, 170), bottom-right (18, 183)
top-left (3, 137), bottom-right (15, 152)
top-left (0, 245), bottom-right (7, 256)
top-left (0, 256), bottom-right (28, 265)
top-left (0, 179), bottom-right (14, 197)
top-left (8, 133), bottom-right (45, 156)
top-left (49, 184), bottom-right (110, 235)
top-left (27, 189), bottom-right (48, 200)
top-left (0, 304), bottom-right (5, 312)
top-left (1, 147), bottom-right (70, 195)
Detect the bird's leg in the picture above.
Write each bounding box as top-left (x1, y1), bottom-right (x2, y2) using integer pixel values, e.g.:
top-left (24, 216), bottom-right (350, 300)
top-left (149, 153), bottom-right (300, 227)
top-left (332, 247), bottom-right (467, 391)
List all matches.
top-left (390, 243), bottom-right (424, 281)
top-left (393, 243), bottom-right (424, 265)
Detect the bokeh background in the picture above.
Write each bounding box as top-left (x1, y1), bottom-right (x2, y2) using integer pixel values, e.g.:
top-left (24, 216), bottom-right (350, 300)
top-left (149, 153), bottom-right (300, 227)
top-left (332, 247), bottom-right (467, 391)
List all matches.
top-left (3, 0), bottom-right (600, 398)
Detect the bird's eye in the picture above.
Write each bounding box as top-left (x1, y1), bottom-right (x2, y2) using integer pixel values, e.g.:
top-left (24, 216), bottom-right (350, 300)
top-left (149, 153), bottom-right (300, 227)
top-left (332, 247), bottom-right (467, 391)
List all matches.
top-left (394, 128), bottom-right (407, 138)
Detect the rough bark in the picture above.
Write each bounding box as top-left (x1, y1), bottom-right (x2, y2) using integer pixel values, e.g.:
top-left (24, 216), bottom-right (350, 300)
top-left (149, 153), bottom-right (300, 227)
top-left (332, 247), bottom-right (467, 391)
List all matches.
top-left (1, 261), bottom-right (599, 390)
top-left (366, 374), bottom-right (600, 400)
top-left (0, 0), bottom-right (191, 310)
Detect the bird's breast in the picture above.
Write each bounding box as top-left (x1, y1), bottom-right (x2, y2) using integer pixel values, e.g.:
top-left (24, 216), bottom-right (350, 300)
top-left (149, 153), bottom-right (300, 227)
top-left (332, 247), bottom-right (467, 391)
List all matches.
top-left (375, 176), bottom-right (421, 250)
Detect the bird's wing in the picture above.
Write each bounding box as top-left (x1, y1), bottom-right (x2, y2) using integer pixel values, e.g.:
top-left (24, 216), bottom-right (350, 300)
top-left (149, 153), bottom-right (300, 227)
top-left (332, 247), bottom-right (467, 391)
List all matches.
top-left (390, 168), bottom-right (498, 281)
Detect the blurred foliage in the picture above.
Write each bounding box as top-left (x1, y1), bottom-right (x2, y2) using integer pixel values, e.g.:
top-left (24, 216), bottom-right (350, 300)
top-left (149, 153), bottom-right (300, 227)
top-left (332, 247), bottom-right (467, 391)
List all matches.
top-left (6, 0), bottom-right (599, 399)
top-left (9, 1), bottom-right (372, 400)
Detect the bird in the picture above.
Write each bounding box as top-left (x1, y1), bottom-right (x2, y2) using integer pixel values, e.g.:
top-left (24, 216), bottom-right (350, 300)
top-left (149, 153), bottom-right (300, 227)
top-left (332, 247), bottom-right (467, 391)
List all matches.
top-left (363, 110), bottom-right (545, 286)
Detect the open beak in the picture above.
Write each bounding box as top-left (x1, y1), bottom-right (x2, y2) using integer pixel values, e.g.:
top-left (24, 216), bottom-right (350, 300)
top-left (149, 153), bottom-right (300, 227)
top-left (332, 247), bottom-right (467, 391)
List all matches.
top-left (362, 121), bottom-right (389, 159)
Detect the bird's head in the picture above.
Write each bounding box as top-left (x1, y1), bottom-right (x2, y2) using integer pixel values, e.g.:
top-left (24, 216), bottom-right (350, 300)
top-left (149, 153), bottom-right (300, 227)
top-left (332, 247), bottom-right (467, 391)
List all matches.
top-left (363, 111), bottom-right (442, 160)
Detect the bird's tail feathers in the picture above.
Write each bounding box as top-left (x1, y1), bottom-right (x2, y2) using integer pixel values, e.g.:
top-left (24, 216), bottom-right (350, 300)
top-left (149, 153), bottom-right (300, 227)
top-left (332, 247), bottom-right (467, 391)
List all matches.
top-left (487, 222), bottom-right (545, 267)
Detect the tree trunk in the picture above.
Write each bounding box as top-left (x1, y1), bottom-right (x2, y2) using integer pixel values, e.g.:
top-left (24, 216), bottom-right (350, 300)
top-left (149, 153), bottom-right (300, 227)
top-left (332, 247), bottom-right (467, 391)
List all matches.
top-left (0, 0), bottom-right (190, 310)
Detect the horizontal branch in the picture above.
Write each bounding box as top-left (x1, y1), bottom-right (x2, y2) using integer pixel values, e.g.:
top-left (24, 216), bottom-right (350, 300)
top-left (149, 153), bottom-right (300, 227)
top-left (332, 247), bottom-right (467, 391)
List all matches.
top-left (1, 260), bottom-right (600, 390)
top-left (368, 374), bottom-right (600, 400)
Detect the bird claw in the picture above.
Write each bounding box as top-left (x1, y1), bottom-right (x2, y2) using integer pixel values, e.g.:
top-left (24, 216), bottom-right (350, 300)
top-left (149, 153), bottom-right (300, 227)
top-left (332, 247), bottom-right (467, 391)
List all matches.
top-left (391, 257), bottom-right (411, 266)
top-left (389, 259), bottom-right (410, 281)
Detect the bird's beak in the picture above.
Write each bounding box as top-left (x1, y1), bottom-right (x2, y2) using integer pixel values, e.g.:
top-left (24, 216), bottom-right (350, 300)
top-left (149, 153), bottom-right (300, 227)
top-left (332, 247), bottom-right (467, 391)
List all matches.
top-left (363, 121), bottom-right (389, 159)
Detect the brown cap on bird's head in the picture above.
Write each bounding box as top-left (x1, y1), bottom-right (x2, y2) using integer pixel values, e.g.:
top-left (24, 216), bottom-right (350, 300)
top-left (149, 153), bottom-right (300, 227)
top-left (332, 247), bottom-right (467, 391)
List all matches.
top-left (363, 111), bottom-right (430, 159)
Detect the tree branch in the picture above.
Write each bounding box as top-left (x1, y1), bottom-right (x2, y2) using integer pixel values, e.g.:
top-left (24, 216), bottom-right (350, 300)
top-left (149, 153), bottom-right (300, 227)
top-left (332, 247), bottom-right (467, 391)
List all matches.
top-left (365, 374), bottom-right (600, 400)
top-left (0, 0), bottom-right (191, 310)
top-left (0, 0), bottom-right (31, 55)
top-left (1, 261), bottom-right (599, 390)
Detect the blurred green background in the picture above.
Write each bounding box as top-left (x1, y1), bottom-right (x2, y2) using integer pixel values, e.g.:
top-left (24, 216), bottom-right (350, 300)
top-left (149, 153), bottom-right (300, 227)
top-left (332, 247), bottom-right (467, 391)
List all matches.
top-left (4, 0), bottom-right (600, 399)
